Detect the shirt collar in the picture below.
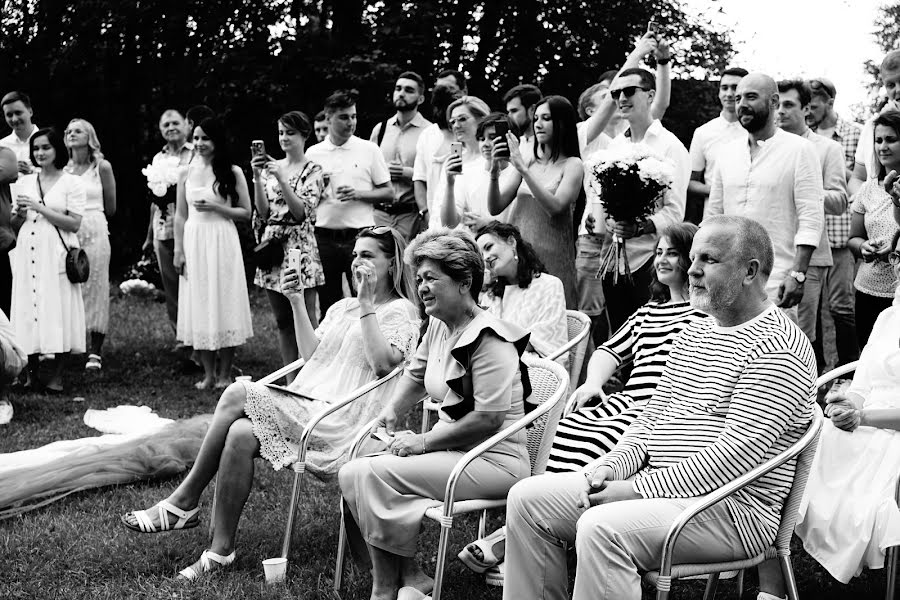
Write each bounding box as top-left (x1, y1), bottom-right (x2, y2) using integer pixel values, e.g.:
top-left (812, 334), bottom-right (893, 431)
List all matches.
top-left (322, 134), bottom-right (359, 150)
top-left (624, 119), bottom-right (664, 140)
top-left (160, 141), bottom-right (193, 155)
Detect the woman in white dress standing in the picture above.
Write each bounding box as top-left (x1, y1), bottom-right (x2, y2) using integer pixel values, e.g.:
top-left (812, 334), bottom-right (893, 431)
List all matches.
top-left (174, 118), bottom-right (253, 389)
top-left (10, 127), bottom-right (86, 392)
top-left (65, 118), bottom-right (116, 371)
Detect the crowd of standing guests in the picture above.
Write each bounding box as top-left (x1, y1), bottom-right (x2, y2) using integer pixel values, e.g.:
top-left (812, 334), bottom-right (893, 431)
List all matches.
top-left (3, 28), bottom-right (900, 600)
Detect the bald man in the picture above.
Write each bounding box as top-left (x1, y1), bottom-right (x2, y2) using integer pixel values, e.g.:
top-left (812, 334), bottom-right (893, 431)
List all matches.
top-left (503, 215), bottom-right (816, 600)
top-left (705, 72), bottom-right (824, 325)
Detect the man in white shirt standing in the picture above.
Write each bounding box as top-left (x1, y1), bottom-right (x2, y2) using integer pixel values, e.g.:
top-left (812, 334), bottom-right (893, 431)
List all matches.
top-left (599, 67), bottom-right (690, 332)
top-left (776, 79), bottom-right (846, 356)
top-left (308, 90), bottom-right (392, 317)
top-left (849, 49), bottom-right (900, 196)
top-left (0, 91), bottom-right (39, 175)
top-left (686, 67), bottom-right (748, 223)
top-left (706, 72), bottom-right (823, 315)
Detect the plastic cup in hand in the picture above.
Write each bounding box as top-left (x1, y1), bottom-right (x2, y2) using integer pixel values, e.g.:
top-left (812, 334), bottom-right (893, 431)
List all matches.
top-left (262, 557), bottom-right (287, 584)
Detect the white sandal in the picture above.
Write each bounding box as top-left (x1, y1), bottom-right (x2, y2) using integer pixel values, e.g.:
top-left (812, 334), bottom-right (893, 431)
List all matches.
top-left (177, 549), bottom-right (236, 581)
top-left (121, 500), bottom-right (200, 533)
top-left (85, 354), bottom-right (102, 371)
top-left (457, 526), bottom-right (506, 573)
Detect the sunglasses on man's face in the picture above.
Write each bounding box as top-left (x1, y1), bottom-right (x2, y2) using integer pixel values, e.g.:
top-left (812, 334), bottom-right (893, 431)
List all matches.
top-left (609, 86), bottom-right (651, 99)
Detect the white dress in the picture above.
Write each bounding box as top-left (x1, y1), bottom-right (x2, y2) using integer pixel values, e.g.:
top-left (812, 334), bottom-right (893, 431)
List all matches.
top-left (70, 163), bottom-right (110, 335)
top-left (242, 298), bottom-right (421, 478)
top-left (176, 182), bottom-right (253, 350)
top-left (10, 173), bottom-right (86, 355)
top-left (796, 300), bottom-right (900, 583)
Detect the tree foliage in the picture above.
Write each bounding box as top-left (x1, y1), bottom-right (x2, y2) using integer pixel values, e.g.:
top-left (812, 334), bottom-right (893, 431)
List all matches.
top-left (0, 0), bottom-right (733, 271)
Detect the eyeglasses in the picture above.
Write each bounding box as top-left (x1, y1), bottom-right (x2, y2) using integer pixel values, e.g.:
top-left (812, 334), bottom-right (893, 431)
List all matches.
top-left (609, 86), bottom-right (651, 99)
top-left (889, 250), bottom-right (900, 265)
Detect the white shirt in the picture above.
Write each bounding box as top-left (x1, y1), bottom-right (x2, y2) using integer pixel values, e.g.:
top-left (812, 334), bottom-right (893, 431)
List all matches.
top-left (577, 129), bottom-right (612, 236)
top-left (306, 135), bottom-right (390, 230)
top-left (0, 124), bottom-right (38, 163)
top-left (689, 115), bottom-right (746, 184)
top-left (706, 129), bottom-right (824, 300)
top-left (599, 120), bottom-right (690, 271)
top-left (800, 128), bottom-right (848, 268)
top-left (412, 124), bottom-right (453, 210)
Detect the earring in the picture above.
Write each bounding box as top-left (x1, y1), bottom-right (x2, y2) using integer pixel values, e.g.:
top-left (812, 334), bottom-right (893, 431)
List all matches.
top-left (513, 252), bottom-right (519, 261)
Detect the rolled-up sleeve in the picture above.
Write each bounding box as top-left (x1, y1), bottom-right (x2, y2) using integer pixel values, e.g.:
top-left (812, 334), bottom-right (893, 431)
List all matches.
top-left (792, 143), bottom-right (824, 249)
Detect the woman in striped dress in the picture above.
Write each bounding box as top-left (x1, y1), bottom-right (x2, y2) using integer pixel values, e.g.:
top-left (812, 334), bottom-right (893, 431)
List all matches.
top-left (458, 221), bottom-right (707, 578)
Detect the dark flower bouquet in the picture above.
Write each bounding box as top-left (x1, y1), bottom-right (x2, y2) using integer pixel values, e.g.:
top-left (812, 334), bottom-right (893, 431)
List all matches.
top-left (587, 144), bottom-right (674, 283)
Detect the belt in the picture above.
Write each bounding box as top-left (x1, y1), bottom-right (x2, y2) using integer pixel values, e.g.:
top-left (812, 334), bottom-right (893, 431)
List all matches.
top-left (374, 202), bottom-right (418, 215)
top-left (314, 227), bottom-right (362, 241)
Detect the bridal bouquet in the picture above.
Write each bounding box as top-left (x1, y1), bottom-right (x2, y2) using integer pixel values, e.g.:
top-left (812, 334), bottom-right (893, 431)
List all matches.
top-left (586, 144), bottom-right (674, 283)
top-left (141, 155), bottom-right (182, 216)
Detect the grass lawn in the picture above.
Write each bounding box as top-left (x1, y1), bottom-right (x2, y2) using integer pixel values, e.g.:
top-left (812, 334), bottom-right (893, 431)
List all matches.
top-left (0, 290), bottom-right (893, 599)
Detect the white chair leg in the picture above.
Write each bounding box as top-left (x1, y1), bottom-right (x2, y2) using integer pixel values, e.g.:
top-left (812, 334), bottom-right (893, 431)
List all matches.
top-left (477, 510), bottom-right (487, 539)
top-left (702, 572), bottom-right (720, 600)
top-left (736, 568), bottom-right (744, 598)
top-left (779, 555), bottom-right (800, 600)
top-left (886, 545), bottom-right (898, 600)
top-left (432, 522), bottom-right (453, 600)
top-left (334, 499), bottom-right (348, 593)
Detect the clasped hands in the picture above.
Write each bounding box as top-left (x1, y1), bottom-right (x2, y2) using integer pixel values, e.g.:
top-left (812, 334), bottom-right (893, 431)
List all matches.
top-left (824, 388), bottom-right (863, 432)
top-left (371, 408), bottom-right (426, 457)
top-left (576, 465), bottom-right (641, 509)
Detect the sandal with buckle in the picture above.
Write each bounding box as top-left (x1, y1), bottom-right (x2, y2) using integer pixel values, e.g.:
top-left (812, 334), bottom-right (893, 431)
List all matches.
top-left (177, 549), bottom-right (236, 581)
top-left (121, 500), bottom-right (200, 533)
top-left (85, 354), bottom-right (102, 371)
top-left (485, 561), bottom-right (505, 587)
top-left (457, 526), bottom-right (506, 573)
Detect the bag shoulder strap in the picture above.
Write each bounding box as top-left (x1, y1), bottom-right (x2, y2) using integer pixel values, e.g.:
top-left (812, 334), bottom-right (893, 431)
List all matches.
top-left (376, 117), bottom-right (390, 147)
top-left (36, 176), bottom-right (71, 252)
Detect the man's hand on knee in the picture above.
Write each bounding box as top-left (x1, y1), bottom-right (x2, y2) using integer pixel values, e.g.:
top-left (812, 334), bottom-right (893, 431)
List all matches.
top-left (587, 481), bottom-right (642, 506)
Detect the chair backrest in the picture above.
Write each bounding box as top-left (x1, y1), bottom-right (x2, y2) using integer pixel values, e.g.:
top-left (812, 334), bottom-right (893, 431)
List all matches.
top-left (521, 356), bottom-right (569, 475)
top-left (545, 310), bottom-right (591, 390)
top-left (774, 362), bottom-right (857, 552)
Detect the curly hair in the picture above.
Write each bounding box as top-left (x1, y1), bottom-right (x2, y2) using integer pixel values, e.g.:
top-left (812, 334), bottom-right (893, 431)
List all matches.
top-left (404, 227), bottom-right (484, 301)
top-left (474, 221), bottom-right (546, 300)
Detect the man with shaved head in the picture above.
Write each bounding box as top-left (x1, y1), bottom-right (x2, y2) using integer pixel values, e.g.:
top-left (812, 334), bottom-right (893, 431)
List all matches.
top-left (503, 215), bottom-right (816, 600)
top-left (705, 72), bottom-right (824, 326)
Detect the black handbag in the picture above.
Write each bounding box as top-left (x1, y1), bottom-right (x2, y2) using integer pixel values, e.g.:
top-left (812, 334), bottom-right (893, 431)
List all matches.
top-left (37, 176), bottom-right (90, 284)
top-left (253, 236), bottom-right (285, 269)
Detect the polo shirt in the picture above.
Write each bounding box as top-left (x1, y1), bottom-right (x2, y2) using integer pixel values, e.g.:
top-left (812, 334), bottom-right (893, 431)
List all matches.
top-left (688, 114), bottom-right (746, 184)
top-left (307, 134), bottom-right (390, 230)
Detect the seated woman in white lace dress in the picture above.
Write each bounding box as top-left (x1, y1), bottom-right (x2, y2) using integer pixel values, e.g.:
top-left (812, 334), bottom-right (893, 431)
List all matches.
top-left (475, 220), bottom-right (568, 365)
top-left (121, 226), bottom-right (421, 581)
top-left (756, 244), bottom-right (900, 600)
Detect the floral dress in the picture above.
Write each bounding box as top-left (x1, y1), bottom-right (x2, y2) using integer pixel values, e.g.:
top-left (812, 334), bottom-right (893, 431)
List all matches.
top-left (254, 161), bottom-right (326, 292)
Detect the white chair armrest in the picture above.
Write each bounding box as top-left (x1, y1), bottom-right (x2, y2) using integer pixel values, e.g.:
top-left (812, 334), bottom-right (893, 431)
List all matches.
top-left (256, 358), bottom-right (306, 385)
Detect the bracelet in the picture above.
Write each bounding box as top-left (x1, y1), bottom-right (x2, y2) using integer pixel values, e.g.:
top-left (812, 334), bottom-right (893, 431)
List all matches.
top-left (421, 433), bottom-right (427, 454)
top-left (657, 57), bottom-right (671, 65)
top-left (360, 312), bottom-right (376, 319)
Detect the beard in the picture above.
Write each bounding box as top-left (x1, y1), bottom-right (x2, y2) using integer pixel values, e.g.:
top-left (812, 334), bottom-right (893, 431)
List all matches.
top-left (394, 98), bottom-right (415, 112)
top-left (738, 105), bottom-right (769, 133)
top-left (690, 277), bottom-right (743, 313)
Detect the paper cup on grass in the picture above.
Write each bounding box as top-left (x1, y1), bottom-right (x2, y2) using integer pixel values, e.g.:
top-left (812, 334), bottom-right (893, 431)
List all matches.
top-left (262, 557), bottom-right (287, 584)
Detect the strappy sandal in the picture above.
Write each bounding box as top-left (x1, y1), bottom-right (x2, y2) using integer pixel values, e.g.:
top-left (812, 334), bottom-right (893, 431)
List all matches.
top-left (485, 561), bottom-right (505, 587)
top-left (85, 354), bottom-right (102, 371)
top-left (457, 526), bottom-right (506, 573)
top-left (177, 549), bottom-right (236, 581)
top-left (120, 500), bottom-right (200, 533)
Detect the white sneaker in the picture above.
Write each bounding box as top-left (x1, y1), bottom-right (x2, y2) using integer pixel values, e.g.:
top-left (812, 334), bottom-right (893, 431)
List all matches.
top-left (0, 400), bottom-right (12, 424)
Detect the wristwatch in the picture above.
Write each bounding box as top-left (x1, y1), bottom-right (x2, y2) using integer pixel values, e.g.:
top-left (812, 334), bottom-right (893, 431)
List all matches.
top-left (789, 270), bottom-right (807, 283)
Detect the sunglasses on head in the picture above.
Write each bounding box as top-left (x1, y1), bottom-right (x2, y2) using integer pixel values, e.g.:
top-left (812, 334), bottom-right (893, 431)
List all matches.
top-left (366, 226), bottom-right (393, 236)
top-left (609, 86), bottom-right (651, 99)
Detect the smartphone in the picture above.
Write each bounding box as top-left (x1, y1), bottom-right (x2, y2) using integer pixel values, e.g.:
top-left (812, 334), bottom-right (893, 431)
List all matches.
top-left (288, 248), bottom-right (302, 274)
top-left (251, 139), bottom-right (266, 158)
top-left (646, 18), bottom-right (657, 36)
top-left (449, 142), bottom-right (463, 172)
top-left (492, 121), bottom-right (510, 159)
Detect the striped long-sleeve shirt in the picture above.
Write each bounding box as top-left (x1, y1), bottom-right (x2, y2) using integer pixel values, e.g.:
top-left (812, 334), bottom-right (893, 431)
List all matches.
top-left (598, 305), bottom-right (816, 557)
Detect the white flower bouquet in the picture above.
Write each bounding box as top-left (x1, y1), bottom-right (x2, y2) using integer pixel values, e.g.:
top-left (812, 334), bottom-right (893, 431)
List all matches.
top-left (141, 155), bottom-right (182, 216)
top-left (586, 144), bottom-right (675, 283)
top-left (119, 278), bottom-right (158, 298)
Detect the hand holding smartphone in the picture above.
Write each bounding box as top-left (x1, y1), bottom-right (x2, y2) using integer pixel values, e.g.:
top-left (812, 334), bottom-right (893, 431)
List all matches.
top-left (251, 139), bottom-right (266, 159)
top-left (646, 17), bottom-right (657, 36)
top-left (288, 249), bottom-right (302, 274)
top-left (448, 142), bottom-right (463, 173)
top-left (492, 122), bottom-right (510, 159)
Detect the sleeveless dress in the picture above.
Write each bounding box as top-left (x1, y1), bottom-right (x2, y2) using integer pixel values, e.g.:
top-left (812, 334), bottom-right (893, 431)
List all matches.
top-left (176, 181), bottom-right (253, 350)
top-left (795, 302), bottom-right (900, 583)
top-left (242, 297), bottom-right (421, 478)
top-left (10, 173), bottom-right (86, 355)
top-left (506, 163), bottom-right (578, 308)
top-left (254, 161), bottom-right (326, 292)
top-left (69, 163), bottom-right (110, 335)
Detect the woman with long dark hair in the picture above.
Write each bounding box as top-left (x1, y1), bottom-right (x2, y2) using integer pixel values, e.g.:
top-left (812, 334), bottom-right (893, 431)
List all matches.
top-left (174, 118), bottom-right (253, 389)
top-left (487, 95), bottom-right (583, 307)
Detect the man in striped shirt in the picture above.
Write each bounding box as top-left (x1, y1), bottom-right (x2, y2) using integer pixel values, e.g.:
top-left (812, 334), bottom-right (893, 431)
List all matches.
top-left (503, 215), bottom-right (817, 600)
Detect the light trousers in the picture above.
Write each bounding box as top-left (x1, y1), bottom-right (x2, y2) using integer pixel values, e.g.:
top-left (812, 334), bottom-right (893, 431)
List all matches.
top-left (503, 472), bottom-right (748, 600)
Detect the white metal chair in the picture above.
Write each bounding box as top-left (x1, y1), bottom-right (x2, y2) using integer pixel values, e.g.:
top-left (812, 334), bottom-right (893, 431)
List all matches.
top-left (334, 356), bottom-right (570, 600)
top-left (420, 311), bottom-right (589, 433)
top-left (208, 358), bottom-right (404, 562)
top-left (887, 474), bottom-right (899, 600)
top-left (644, 361), bottom-right (856, 600)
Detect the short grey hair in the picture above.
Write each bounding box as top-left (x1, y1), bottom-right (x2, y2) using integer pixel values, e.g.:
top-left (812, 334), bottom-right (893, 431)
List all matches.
top-left (702, 215), bottom-right (775, 279)
top-left (405, 227), bottom-right (484, 301)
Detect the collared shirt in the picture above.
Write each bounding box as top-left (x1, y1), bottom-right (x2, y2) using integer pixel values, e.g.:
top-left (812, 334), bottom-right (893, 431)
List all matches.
top-left (0, 124), bottom-right (39, 164)
top-left (800, 128), bottom-right (845, 263)
top-left (150, 142), bottom-right (193, 241)
top-left (413, 124), bottom-right (454, 210)
top-left (813, 116), bottom-right (862, 248)
top-left (307, 134), bottom-right (390, 230)
top-left (689, 114), bottom-right (746, 184)
top-left (706, 129), bottom-right (824, 300)
top-left (599, 120), bottom-right (690, 272)
top-left (370, 112), bottom-right (431, 207)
